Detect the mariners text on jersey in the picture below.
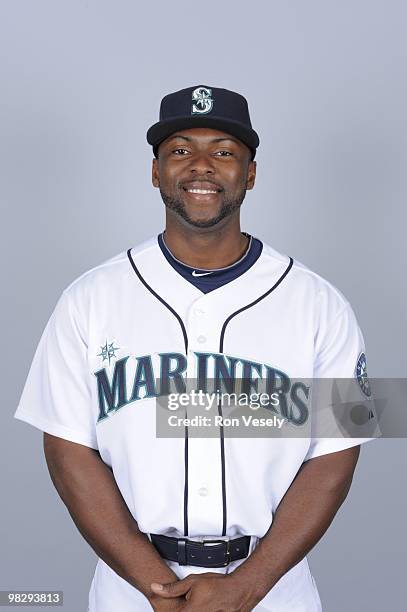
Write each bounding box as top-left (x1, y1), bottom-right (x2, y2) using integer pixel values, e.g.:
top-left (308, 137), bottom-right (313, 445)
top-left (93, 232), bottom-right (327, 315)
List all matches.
top-left (94, 350), bottom-right (311, 426)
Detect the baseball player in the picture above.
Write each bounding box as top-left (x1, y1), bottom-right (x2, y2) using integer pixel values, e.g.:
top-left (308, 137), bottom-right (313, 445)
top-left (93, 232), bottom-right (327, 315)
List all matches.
top-left (15, 85), bottom-right (380, 611)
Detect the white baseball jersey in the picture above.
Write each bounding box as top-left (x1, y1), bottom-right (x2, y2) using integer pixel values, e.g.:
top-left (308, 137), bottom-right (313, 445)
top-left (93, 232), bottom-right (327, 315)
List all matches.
top-left (14, 235), bottom-right (380, 612)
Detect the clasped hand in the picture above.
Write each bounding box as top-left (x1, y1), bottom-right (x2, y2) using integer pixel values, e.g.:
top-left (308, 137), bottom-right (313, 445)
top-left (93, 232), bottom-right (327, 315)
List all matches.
top-left (150, 571), bottom-right (261, 612)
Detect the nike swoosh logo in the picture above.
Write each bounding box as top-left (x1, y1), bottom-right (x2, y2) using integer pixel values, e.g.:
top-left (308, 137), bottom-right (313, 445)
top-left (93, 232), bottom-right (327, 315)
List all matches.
top-left (192, 270), bottom-right (213, 277)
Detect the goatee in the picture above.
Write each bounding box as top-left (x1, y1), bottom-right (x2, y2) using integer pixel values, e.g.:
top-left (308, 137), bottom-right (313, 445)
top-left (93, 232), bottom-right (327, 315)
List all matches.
top-left (159, 188), bottom-right (247, 229)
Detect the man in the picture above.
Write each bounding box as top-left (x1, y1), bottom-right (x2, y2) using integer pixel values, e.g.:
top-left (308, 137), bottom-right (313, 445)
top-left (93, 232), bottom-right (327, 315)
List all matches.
top-left (15, 85), bottom-right (379, 611)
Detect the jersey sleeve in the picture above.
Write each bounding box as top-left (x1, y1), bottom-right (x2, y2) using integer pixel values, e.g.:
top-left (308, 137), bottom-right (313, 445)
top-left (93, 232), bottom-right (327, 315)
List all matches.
top-left (303, 301), bottom-right (381, 462)
top-left (14, 288), bottom-right (98, 449)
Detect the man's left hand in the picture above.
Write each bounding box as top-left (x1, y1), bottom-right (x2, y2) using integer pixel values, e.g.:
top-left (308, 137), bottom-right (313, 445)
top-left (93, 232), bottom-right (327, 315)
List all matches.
top-left (150, 572), bottom-right (262, 611)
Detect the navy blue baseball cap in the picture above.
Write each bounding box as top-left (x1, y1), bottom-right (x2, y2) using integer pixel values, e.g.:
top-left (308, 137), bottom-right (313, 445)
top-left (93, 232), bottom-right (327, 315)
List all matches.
top-left (146, 85), bottom-right (260, 160)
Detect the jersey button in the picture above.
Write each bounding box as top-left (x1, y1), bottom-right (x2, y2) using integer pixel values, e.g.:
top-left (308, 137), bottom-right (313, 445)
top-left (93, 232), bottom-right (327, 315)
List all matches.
top-left (197, 335), bottom-right (206, 344)
top-left (198, 487), bottom-right (208, 497)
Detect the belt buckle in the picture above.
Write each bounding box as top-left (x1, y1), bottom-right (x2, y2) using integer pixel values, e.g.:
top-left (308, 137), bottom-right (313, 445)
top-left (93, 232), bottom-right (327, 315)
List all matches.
top-left (200, 536), bottom-right (231, 567)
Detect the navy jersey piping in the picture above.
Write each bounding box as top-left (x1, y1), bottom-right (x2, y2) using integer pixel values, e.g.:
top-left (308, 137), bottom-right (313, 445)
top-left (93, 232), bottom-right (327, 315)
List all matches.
top-left (127, 247), bottom-right (294, 539)
top-left (127, 248), bottom-right (190, 537)
top-left (217, 256), bottom-right (294, 536)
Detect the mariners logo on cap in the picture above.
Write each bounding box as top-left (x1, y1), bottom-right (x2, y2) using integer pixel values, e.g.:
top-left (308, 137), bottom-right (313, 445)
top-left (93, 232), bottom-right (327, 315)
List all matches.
top-left (355, 351), bottom-right (371, 397)
top-left (191, 86), bottom-right (213, 115)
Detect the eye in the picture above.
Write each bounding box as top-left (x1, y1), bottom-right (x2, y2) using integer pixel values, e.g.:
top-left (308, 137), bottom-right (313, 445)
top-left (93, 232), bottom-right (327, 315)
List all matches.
top-left (172, 148), bottom-right (190, 155)
top-left (215, 150), bottom-right (233, 156)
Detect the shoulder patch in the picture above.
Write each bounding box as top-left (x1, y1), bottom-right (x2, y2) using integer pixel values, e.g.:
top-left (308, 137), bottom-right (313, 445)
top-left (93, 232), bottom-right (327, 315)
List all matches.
top-left (355, 351), bottom-right (371, 397)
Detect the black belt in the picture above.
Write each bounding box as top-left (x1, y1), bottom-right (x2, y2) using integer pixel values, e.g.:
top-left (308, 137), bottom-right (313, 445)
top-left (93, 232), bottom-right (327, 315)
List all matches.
top-left (150, 533), bottom-right (251, 568)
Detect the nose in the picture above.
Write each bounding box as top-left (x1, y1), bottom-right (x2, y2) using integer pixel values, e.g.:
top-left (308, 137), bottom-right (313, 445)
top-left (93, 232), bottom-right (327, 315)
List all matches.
top-left (188, 151), bottom-right (215, 174)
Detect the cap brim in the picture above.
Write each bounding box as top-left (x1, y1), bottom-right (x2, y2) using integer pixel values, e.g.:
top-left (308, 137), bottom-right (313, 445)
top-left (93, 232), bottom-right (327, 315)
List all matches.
top-left (146, 116), bottom-right (259, 155)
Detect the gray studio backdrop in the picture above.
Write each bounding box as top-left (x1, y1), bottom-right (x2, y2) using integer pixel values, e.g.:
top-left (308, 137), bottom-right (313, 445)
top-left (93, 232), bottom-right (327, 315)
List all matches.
top-left (1, 1), bottom-right (406, 611)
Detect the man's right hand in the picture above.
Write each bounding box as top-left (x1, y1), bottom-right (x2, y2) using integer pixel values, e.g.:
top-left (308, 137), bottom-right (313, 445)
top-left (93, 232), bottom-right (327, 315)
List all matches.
top-left (149, 594), bottom-right (186, 611)
top-left (42, 436), bottom-right (187, 608)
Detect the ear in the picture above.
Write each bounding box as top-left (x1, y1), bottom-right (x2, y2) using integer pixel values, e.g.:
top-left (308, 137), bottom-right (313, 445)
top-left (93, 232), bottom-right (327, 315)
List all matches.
top-left (152, 158), bottom-right (159, 188)
top-left (246, 160), bottom-right (257, 190)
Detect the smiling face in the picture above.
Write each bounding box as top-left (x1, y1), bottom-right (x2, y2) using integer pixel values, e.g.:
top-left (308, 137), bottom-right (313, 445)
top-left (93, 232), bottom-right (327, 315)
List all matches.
top-left (152, 127), bottom-right (256, 230)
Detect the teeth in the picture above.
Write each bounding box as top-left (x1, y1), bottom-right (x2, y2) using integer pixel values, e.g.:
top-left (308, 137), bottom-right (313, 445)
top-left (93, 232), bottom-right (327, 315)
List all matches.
top-left (186, 188), bottom-right (218, 194)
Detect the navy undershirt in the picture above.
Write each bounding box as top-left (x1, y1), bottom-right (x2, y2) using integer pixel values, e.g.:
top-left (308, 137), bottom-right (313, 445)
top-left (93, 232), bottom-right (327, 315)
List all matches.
top-left (157, 232), bottom-right (263, 294)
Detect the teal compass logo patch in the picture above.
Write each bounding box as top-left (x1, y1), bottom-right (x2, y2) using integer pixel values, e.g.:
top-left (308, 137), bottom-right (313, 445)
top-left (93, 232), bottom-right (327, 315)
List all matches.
top-left (97, 339), bottom-right (120, 365)
top-left (355, 351), bottom-right (371, 397)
